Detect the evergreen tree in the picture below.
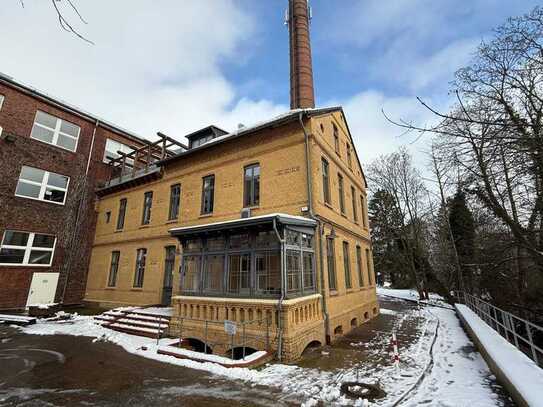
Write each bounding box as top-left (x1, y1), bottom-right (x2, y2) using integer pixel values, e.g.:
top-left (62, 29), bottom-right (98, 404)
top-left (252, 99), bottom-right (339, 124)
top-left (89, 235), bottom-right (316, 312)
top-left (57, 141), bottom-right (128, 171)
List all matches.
top-left (368, 189), bottom-right (412, 287)
top-left (448, 190), bottom-right (476, 291)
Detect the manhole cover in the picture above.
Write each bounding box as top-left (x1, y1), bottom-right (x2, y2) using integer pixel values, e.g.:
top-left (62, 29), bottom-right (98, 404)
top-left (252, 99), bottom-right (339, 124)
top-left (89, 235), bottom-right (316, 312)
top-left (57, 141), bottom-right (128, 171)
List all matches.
top-left (340, 382), bottom-right (386, 400)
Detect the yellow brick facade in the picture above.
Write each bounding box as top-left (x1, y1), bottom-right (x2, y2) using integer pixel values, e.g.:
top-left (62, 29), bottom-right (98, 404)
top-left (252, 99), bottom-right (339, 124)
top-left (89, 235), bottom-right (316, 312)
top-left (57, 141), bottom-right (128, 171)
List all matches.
top-left (85, 109), bottom-right (378, 361)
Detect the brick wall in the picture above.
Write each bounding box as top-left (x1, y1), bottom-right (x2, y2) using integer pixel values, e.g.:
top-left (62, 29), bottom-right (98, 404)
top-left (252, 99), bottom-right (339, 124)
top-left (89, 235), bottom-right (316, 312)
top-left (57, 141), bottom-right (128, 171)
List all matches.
top-left (0, 81), bottom-right (145, 309)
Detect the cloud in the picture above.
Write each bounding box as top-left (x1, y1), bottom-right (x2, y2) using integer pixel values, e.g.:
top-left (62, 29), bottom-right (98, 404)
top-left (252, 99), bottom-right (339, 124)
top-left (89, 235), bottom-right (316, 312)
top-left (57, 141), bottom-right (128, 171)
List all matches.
top-left (0, 0), bottom-right (285, 142)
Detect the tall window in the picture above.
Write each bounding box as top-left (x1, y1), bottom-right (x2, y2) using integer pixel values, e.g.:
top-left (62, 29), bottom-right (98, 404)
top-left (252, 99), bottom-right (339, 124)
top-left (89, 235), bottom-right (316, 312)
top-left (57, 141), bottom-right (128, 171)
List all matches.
top-left (133, 248), bottom-right (147, 288)
top-left (347, 144), bottom-right (352, 169)
top-left (164, 246), bottom-right (176, 290)
top-left (204, 253), bottom-right (224, 293)
top-left (326, 237), bottom-right (336, 291)
top-left (338, 173), bottom-right (345, 214)
top-left (15, 166), bottom-right (69, 205)
top-left (201, 175), bottom-right (215, 214)
top-left (168, 184), bottom-right (181, 220)
top-left (0, 94), bottom-right (4, 110)
top-left (360, 195), bottom-right (367, 228)
top-left (366, 248), bottom-right (373, 285)
top-left (343, 241), bottom-right (352, 289)
top-left (351, 186), bottom-right (358, 222)
top-left (117, 198), bottom-right (127, 230)
top-left (243, 164), bottom-right (260, 207)
top-left (0, 230), bottom-right (56, 266)
top-left (107, 251), bottom-right (120, 287)
top-left (30, 110), bottom-right (80, 152)
top-left (322, 158), bottom-right (331, 204)
top-left (142, 191), bottom-right (153, 225)
top-left (356, 246), bottom-right (364, 287)
top-left (333, 123), bottom-right (340, 154)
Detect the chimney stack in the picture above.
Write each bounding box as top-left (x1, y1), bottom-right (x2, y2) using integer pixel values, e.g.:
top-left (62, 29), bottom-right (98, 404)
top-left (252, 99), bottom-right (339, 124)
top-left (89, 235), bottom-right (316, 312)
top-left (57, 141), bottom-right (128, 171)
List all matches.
top-left (288, 0), bottom-right (315, 109)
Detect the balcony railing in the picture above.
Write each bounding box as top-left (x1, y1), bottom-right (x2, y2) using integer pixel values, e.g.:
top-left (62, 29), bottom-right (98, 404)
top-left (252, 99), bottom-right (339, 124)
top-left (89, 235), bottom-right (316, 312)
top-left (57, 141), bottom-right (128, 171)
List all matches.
top-left (103, 132), bottom-right (187, 188)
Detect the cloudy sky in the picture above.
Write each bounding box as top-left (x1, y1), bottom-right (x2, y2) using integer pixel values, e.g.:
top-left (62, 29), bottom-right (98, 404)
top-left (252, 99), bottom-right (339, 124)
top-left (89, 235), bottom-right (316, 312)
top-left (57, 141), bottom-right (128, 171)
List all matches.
top-left (1, 0), bottom-right (540, 166)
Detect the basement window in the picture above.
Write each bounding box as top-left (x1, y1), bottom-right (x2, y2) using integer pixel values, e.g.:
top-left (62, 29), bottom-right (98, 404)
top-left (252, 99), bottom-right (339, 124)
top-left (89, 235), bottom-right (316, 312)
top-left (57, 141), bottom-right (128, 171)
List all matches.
top-left (0, 230), bottom-right (56, 266)
top-left (15, 165), bottom-right (70, 205)
top-left (30, 110), bottom-right (80, 152)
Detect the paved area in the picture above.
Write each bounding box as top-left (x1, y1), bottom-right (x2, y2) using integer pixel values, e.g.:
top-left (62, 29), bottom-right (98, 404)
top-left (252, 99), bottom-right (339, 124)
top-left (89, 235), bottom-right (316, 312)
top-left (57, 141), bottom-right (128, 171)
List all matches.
top-left (0, 297), bottom-right (514, 406)
top-left (0, 327), bottom-right (285, 406)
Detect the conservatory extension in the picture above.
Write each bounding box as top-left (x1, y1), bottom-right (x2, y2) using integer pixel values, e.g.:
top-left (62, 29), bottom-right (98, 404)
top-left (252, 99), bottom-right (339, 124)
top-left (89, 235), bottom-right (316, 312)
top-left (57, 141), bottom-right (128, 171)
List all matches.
top-left (169, 213), bottom-right (317, 299)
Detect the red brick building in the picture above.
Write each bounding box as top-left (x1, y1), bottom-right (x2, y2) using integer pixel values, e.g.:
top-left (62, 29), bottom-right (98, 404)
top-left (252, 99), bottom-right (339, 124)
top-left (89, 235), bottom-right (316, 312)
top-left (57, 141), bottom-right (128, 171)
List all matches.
top-left (0, 73), bottom-right (150, 310)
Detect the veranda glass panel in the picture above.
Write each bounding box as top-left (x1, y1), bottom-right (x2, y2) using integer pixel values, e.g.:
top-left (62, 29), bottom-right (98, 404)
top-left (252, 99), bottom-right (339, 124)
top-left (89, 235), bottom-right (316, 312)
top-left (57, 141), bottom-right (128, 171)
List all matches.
top-left (228, 254), bottom-right (250, 294)
top-left (286, 250), bottom-right (301, 292)
top-left (183, 255), bottom-right (201, 293)
top-left (204, 254), bottom-right (224, 293)
top-left (303, 252), bottom-right (315, 291)
top-left (255, 251), bottom-right (281, 295)
top-left (229, 234), bottom-right (250, 250)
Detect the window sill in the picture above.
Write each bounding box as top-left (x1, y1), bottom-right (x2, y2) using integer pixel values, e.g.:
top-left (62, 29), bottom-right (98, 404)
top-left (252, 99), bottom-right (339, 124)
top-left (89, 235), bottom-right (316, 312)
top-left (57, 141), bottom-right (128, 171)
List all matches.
top-left (139, 224), bottom-right (150, 229)
top-left (340, 213), bottom-right (348, 219)
top-left (131, 287), bottom-right (143, 291)
top-left (104, 287), bottom-right (116, 290)
top-left (199, 213), bottom-right (213, 218)
top-left (165, 219), bottom-right (179, 224)
top-left (0, 263), bottom-right (52, 268)
top-left (329, 290), bottom-right (339, 297)
top-left (324, 202), bottom-right (334, 210)
top-left (243, 205), bottom-right (260, 210)
top-left (346, 288), bottom-right (355, 293)
top-left (114, 229), bottom-right (124, 233)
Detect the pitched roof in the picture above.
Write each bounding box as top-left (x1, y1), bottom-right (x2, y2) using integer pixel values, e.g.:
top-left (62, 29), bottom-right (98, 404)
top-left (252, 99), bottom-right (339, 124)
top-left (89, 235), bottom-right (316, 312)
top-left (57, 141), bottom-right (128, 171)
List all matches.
top-left (157, 106), bottom-right (342, 166)
top-left (0, 71), bottom-right (150, 146)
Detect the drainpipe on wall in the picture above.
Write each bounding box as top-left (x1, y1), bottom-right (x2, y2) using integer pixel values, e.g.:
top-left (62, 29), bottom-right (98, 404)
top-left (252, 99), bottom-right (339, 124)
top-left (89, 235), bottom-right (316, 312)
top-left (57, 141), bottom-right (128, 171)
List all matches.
top-left (273, 217), bottom-right (286, 362)
top-left (60, 119), bottom-right (99, 303)
top-left (298, 112), bottom-right (331, 343)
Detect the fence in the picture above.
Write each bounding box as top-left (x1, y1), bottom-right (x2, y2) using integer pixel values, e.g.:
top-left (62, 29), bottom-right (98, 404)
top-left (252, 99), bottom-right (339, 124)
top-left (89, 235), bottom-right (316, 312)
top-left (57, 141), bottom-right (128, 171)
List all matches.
top-left (167, 315), bottom-right (272, 360)
top-left (455, 291), bottom-right (543, 367)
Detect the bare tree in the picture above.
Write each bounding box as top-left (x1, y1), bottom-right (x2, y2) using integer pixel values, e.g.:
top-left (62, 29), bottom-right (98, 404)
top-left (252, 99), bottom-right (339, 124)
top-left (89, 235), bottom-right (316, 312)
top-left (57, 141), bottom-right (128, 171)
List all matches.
top-left (19, 0), bottom-right (94, 44)
top-left (385, 7), bottom-right (543, 304)
top-left (367, 147), bottom-right (455, 300)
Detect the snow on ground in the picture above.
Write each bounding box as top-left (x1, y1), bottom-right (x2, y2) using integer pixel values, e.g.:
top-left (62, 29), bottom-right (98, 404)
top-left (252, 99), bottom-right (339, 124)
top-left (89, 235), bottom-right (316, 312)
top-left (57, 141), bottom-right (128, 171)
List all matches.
top-left (18, 294), bottom-right (508, 406)
top-left (377, 287), bottom-right (453, 309)
top-left (457, 304), bottom-right (543, 406)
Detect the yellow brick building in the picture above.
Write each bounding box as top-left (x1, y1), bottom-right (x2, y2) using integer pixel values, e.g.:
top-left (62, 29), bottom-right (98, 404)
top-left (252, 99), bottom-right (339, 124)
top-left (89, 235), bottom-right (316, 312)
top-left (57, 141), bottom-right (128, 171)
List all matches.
top-left (85, 107), bottom-right (378, 361)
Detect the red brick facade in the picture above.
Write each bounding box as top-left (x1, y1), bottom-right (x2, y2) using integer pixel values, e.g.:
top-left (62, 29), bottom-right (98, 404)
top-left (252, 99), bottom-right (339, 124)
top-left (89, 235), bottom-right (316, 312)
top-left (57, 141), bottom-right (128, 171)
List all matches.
top-left (0, 79), bottom-right (146, 309)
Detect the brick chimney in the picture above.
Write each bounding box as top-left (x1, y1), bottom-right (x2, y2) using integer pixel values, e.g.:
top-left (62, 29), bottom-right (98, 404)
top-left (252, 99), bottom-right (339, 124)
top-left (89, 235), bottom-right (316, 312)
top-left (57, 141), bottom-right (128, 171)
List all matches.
top-left (288, 0), bottom-right (315, 109)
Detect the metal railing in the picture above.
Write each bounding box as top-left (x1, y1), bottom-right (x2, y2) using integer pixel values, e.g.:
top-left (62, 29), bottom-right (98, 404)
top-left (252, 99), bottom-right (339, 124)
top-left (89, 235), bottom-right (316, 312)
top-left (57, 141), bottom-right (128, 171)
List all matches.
top-left (168, 315), bottom-right (272, 361)
top-left (456, 291), bottom-right (543, 367)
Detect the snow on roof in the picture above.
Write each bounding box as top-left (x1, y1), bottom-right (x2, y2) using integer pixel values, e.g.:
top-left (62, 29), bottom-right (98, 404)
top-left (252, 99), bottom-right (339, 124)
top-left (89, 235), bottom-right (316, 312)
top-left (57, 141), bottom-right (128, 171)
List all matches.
top-left (169, 213), bottom-right (316, 234)
top-left (158, 106), bottom-right (342, 166)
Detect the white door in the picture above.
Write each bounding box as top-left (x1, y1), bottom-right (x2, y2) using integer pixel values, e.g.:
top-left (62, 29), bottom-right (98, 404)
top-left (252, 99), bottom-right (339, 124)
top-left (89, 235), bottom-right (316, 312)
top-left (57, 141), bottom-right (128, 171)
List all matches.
top-left (26, 272), bottom-right (60, 306)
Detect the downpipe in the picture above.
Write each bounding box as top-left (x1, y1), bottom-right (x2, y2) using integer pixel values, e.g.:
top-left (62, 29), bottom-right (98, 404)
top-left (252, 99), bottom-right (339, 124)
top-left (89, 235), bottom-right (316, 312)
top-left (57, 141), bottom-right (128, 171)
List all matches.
top-left (298, 112), bottom-right (331, 342)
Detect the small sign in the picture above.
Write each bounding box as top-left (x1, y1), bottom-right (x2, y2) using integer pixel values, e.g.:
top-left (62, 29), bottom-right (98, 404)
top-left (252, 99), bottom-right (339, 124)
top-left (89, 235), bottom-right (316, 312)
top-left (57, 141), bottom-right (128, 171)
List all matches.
top-left (224, 320), bottom-right (237, 335)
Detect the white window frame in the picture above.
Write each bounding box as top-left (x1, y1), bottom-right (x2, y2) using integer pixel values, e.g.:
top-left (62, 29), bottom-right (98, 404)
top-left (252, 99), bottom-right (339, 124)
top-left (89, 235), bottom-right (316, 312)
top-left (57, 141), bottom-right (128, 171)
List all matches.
top-left (0, 94), bottom-right (5, 110)
top-left (30, 110), bottom-right (80, 152)
top-left (15, 166), bottom-right (70, 205)
top-left (0, 230), bottom-right (57, 267)
top-left (103, 138), bottom-right (135, 164)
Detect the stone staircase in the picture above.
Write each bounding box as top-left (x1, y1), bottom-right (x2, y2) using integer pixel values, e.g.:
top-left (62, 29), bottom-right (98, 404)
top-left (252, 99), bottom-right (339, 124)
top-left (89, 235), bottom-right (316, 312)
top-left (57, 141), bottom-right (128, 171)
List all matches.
top-left (94, 307), bottom-right (172, 338)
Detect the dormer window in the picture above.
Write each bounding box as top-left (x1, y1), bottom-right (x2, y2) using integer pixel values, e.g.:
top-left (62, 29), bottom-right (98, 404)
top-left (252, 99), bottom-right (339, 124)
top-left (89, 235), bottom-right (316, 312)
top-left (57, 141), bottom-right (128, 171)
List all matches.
top-left (187, 125), bottom-right (228, 149)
